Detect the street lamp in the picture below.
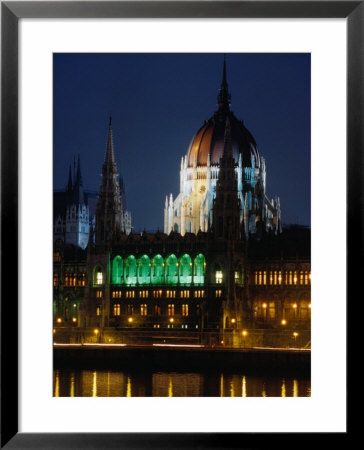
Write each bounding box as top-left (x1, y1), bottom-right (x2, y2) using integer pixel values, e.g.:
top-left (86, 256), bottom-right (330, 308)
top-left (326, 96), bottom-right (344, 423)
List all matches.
top-left (281, 319), bottom-right (287, 326)
top-left (241, 329), bottom-right (248, 348)
top-left (293, 331), bottom-right (299, 347)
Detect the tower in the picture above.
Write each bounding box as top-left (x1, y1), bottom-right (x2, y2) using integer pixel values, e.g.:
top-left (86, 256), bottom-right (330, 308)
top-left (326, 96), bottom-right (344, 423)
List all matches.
top-left (95, 117), bottom-right (123, 244)
top-left (54, 155), bottom-right (90, 250)
top-left (212, 117), bottom-right (241, 240)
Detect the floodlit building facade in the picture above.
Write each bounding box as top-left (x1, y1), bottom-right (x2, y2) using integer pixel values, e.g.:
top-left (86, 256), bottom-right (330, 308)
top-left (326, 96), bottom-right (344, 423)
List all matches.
top-left (54, 60), bottom-right (310, 347)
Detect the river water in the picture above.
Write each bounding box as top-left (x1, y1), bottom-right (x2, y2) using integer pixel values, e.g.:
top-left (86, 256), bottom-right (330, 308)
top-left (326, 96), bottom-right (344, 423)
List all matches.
top-left (53, 369), bottom-right (311, 397)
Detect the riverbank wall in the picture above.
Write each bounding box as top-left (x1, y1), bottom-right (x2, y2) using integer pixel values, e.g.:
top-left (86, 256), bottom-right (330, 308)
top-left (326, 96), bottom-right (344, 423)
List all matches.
top-left (54, 345), bottom-right (310, 374)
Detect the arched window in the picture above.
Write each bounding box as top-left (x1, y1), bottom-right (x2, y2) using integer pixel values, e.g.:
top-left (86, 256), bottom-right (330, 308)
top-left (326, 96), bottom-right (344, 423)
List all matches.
top-left (194, 254), bottom-right (205, 285)
top-left (124, 255), bottom-right (137, 286)
top-left (93, 266), bottom-right (104, 285)
top-left (138, 255), bottom-right (151, 285)
top-left (186, 220), bottom-right (191, 233)
top-left (151, 254), bottom-right (164, 285)
top-left (112, 256), bottom-right (123, 284)
top-left (215, 264), bottom-right (223, 284)
top-left (166, 254), bottom-right (178, 285)
top-left (179, 254), bottom-right (192, 285)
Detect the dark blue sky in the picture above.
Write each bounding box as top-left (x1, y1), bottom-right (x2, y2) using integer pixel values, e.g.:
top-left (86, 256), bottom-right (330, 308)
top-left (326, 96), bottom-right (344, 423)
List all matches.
top-left (54, 53), bottom-right (310, 232)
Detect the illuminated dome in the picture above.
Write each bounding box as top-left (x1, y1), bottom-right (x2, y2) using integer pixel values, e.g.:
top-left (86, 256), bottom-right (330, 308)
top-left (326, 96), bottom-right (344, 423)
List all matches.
top-left (164, 56), bottom-right (281, 238)
top-left (186, 111), bottom-right (260, 168)
top-left (186, 57), bottom-right (260, 169)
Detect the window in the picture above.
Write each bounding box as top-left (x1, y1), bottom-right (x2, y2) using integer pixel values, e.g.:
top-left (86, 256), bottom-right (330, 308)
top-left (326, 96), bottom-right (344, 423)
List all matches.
top-left (78, 273), bottom-right (86, 287)
top-left (53, 273), bottom-right (59, 287)
top-left (194, 290), bottom-right (204, 298)
top-left (140, 304), bottom-right (148, 316)
top-left (154, 305), bottom-right (161, 316)
top-left (153, 290), bottom-right (163, 298)
top-left (113, 304), bottom-right (121, 316)
top-left (139, 290), bottom-right (149, 298)
top-left (96, 306), bottom-right (101, 316)
top-left (96, 271), bottom-right (103, 285)
top-left (216, 271), bottom-right (223, 284)
top-left (166, 290), bottom-right (176, 298)
top-left (180, 290), bottom-right (190, 298)
top-left (127, 304), bottom-right (133, 315)
top-left (53, 252), bottom-right (61, 262)
top-left (96, 290), bottom-right (103, 299)
top-left (182, 304), bottom-right (189, 317)
top-left (112, 291), bottom-right (122, 298)
top-left (215, 289), bottom-right (222, 298)
top-left (268, 302), bottom-right (276, 319)
top-left (168, 304), bottom-right (175, 316)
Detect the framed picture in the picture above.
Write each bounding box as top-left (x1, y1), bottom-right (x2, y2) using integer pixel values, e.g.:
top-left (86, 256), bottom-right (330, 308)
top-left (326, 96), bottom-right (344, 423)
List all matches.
top-left (1, 1), bottom-right (356, 448)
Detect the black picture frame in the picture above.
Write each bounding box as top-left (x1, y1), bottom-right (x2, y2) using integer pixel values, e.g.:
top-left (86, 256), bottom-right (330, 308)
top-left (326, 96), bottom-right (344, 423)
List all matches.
top-left (1, 1), bottom-right (357, 448)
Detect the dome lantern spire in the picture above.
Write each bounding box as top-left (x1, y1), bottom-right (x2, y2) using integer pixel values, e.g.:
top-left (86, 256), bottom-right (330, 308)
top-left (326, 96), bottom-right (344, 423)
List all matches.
top-left (217, 54), bottom-right (231, 110)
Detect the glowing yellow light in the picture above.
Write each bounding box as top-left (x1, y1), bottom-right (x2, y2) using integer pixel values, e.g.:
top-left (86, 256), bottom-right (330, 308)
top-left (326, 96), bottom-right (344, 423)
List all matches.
top-left (293, 332), bottom-right (299, 337)
top-left (72, 317), bottom-right (77, 323)
top-left (242, 330), bottom-right (248, 337)
top-left (292, 303), bottom-right (297, 309)
top-left (169, 317), bottom-right (174, 323)
top-left (128, 317), bottom-right (133, 323)
top-left (93, 328), bottom-right (99, 335)
top-left (308, 303), bottom-right (311, 308)
top-left (56, 318), bottom-right (62, 324)
top-left (231, 318), bottom-right (236, 324)
top-left (294, 277), bottom-right (297, 284)
top-left (53, 328), bottom-right (56, 334)
top-left (262, 303), bottom-right (267, 309)
top-left (220, 340), bottom-right (224, 344)
top-left (73, 304), bottom-right (77, 308)
top-left (281, 319), bottom-right (287, 326)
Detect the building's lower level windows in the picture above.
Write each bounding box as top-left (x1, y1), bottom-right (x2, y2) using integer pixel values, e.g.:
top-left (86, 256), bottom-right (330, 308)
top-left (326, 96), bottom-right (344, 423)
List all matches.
top-left (154, 305), bottom-right (161, 316)
top-left (127, 304), bottom-right (133, 315)
top-left (153, 324), bottom-right (160, 328)
top-left (140, 304), bottom-right (148, 316)
top-left (96, 290), bottom-right (103, 299)
top-left (182, 304), bottom-right (189, 316)
top-left (215, 289), bottom-right (222, 298)
top-left (181, 324), bottom-right (188, 329)
top-left (53, 273), bottom-right (59, 287)
top-left (113, 303), bottom-right (120, 316)
top-left (168, 304), bottom-right (175, 316)
top-left (96, 306), bottom-right (101, 316)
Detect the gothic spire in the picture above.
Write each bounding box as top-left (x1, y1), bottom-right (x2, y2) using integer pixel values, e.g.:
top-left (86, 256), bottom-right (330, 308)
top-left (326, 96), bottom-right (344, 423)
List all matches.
top-left (217, 54), bottom-right (231, 110)
top-left (104, 115), bottom-right (116, 165)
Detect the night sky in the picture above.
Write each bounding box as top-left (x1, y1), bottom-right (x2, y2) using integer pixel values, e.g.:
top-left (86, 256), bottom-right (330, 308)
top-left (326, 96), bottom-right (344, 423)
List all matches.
top-left (53, 53), bottom-right (310, 232)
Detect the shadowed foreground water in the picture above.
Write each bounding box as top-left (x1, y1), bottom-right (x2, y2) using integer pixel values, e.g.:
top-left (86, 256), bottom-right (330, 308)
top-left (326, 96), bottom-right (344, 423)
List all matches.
top-left (53, 369), bottom-right (311, 397)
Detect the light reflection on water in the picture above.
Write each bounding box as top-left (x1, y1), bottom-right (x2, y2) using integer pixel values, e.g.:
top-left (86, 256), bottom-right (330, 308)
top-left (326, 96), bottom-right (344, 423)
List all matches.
top-left (53, 369), bottom-right (311, 397)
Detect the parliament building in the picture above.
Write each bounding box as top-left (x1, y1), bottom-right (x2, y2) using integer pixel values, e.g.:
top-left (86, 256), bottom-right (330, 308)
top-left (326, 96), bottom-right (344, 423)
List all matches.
top-left (53, 60), bottom-right (311, 347)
